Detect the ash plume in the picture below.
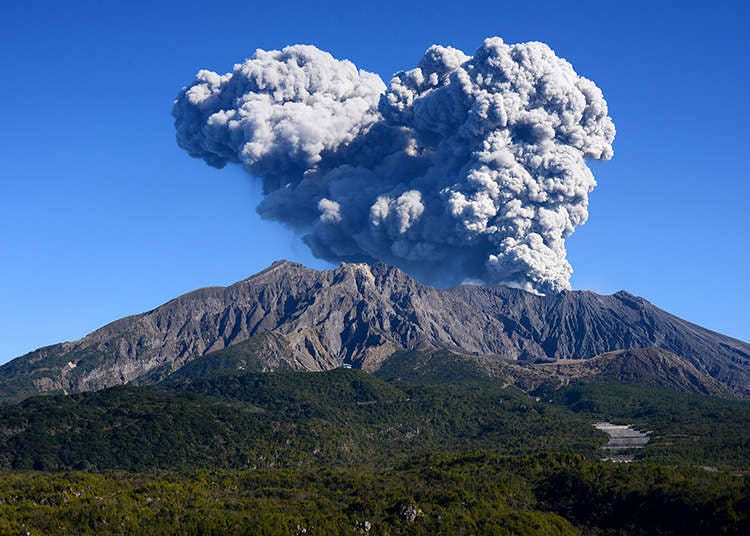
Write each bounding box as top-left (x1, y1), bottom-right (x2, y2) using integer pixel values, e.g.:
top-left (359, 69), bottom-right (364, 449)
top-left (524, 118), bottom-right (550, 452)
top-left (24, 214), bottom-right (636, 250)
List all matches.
top-left (173, 38), bottom-right (615, 294)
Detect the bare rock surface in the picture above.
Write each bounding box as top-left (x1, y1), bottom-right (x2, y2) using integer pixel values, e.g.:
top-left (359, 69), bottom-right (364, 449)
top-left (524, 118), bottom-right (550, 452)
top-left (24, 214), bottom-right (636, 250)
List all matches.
top-left (508, 347), bottom-right (735, 397)
top-left (1, 260), bottom-right (749, 402)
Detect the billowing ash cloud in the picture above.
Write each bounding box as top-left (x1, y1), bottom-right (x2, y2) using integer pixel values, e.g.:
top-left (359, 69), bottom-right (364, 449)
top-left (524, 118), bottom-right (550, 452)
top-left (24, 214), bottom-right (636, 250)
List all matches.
top-left (173, 38), bottom-right (615, 294)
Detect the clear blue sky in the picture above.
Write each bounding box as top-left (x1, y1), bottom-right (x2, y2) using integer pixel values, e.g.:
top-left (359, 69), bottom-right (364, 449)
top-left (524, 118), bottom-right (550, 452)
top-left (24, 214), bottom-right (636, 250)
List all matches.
top-left (1, 0), bottom-right (748, 363)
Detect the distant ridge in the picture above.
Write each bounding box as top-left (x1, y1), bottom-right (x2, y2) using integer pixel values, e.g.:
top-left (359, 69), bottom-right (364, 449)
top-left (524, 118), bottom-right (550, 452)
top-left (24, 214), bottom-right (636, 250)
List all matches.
top-left (512, 347), bottom-right (734, 397)
top-left (1, 261), bottom-right (748, 403)
top-left (376, 347), bottom-right (732, 398)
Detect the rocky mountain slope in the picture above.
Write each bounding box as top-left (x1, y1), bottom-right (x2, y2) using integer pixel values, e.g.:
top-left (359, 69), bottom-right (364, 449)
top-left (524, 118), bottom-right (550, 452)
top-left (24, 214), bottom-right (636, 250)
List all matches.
top-left (1, 261), bottom-right (749, 403)
top-left (506, 347), bottom-right (733, 397)
top-left (375, 347), bottom-right (732, 398)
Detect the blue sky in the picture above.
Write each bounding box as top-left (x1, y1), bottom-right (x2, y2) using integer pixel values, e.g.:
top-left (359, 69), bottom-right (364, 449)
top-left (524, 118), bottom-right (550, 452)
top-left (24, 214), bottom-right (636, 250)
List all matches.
top-left (1, 0), bottom-right (748, 363)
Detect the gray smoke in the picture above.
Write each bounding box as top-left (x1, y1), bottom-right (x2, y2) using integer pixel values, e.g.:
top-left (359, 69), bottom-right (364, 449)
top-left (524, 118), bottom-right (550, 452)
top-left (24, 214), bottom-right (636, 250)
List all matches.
top-left (173, 38), bottom-right (615, 294)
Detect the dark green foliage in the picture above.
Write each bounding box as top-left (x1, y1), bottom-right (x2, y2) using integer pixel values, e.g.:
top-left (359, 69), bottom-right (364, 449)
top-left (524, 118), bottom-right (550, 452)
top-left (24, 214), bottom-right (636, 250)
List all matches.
top-left (0, 369), bottom-right (601, 471)
top-left (170, 367), bottom-right (407, 412)
top-left (0, 387), bottom-right (279, 471)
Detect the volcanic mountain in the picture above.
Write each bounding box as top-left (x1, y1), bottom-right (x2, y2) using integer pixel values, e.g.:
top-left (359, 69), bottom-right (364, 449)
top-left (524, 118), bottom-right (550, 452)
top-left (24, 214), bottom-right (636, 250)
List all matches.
top-left (1, 261), bottom-right (748, 403)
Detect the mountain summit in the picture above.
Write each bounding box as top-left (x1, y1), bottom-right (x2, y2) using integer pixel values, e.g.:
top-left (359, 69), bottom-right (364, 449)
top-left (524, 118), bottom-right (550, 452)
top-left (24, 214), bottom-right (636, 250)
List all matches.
top-left (1, 261), bottom-right (748, 403)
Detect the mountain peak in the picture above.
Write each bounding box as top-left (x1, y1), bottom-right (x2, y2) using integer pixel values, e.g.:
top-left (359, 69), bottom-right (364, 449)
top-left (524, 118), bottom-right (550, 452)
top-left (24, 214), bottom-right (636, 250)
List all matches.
top-left (251, 259), bottom-right (307, 276)
top-left (1, 260), bottom-right (749, 403)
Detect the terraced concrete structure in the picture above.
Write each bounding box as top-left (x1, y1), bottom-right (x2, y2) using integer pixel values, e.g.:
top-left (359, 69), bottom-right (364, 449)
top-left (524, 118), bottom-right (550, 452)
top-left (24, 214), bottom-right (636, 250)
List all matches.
top-left (594, 422), bottom-right (652, 462)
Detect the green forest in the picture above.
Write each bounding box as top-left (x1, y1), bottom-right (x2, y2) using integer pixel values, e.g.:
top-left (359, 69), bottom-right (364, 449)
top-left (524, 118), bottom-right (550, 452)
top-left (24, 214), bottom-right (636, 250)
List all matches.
top-left (1, 354), bottom-right (749, 534)
top-left (1, 452), bottom-right (748, 535)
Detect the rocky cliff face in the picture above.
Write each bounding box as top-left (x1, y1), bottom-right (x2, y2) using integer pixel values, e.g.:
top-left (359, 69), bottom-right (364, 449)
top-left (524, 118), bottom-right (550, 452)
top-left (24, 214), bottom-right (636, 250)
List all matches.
top-left (2, 260), bottom-right (749, 402)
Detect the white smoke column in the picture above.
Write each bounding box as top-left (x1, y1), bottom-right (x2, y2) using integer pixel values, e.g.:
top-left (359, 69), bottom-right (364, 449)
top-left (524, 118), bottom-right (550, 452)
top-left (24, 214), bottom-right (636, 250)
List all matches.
top-left (174, 38), bottom-right (615, 294)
